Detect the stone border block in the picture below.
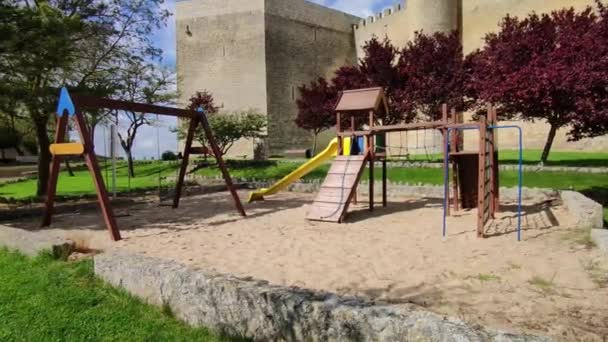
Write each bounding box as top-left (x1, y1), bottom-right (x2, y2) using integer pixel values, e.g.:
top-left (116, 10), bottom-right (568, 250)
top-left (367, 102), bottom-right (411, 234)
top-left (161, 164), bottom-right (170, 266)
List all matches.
top-left (0, 225), bottom-right (75, 259)
top-left (591, 229), bottom-right (608, 253)
top-left (95, 251), bottom-right (548, 341)
top-left (560, 191), bottom-right (604, 230)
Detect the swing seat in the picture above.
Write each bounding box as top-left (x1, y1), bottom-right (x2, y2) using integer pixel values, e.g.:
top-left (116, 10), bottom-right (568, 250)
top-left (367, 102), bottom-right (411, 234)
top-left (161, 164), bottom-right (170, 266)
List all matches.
top-left (49, 143), bottom-right (84, 156)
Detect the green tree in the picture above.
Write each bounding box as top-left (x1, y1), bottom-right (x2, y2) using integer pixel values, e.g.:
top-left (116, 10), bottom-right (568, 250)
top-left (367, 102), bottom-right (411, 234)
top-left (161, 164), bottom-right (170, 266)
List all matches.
top-left (0, 126), bottom-right (21, 160)
top-left (0, 0), bottom-right (170, 196)
top-left (161, 150), bottom-right (178, 161)
top-left (176, 109), bottom-right (267, 157)
top-left (110, 61), bottom-right (176, 177)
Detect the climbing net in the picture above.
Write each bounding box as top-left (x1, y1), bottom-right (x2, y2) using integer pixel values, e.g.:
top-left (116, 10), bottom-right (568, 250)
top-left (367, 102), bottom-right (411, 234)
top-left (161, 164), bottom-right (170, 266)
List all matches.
top-left (374, 128), bottom-right (443, 162)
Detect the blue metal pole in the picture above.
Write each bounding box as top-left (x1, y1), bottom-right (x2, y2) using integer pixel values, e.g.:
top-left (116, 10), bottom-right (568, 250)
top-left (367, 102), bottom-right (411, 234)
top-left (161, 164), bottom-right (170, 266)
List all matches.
top-left (443, 129), bottom-right (450, 239)
top-left (488, 125), bottom-right (523, 241)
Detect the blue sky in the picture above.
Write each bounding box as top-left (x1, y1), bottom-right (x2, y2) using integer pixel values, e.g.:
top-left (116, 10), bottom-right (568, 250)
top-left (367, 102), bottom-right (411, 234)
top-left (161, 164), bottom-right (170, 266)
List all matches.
top-left (101, 0), bottom-right (399, 159)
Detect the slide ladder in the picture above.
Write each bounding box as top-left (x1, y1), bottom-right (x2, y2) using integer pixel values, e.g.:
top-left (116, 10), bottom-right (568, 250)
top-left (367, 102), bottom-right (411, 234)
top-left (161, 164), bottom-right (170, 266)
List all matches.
top-left (307, 154), bottom-right (368, 223)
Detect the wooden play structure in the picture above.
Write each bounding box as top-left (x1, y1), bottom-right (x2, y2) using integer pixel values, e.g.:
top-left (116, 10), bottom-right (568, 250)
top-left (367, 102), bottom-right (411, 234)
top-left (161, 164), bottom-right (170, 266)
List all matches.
top-left (307, 87), bottom-right (507, 238)
top-left (42, 87), bottom-right (246, 241)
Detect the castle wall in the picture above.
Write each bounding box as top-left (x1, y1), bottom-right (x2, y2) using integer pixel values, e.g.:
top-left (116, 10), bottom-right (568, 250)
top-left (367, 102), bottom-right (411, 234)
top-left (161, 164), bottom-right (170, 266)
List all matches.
top-left (461, 0), bottom-right (607, 153)
top-left (176, 0), bottom-right (267, 157)
top-left (354, 4), bottom-right (409, 58)
top-left (461, 0), bottom-right (594, 54)
top-left (264, 0), bottom-right (358, 154)
top-left (355, 0), bottom-right (608, 153)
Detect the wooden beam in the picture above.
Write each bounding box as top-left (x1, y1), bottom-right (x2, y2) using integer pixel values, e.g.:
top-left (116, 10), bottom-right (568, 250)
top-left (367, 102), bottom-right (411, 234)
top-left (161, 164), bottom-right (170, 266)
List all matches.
top-left (42, 113), bottom-right (69, 227)
top-left (72, 94), bottom-right (196, 119)
top-left (173, 118), bottom-right (198, 209)
top-left (198, 112), bottom-right (247, 217)
top-left (74, 110), bottom-right (122, 241)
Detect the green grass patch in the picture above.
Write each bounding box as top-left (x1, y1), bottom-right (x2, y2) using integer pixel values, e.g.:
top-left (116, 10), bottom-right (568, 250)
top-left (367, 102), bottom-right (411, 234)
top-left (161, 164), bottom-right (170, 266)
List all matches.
top-left (0, 161), bottom-right (180, 200)
top-left (477, 274), bottom-right (501, 282)
top-left (1, 159), bottom-right (606, 220)
top-left (0, 249), bottom-right (236, 341)
top-left (528, 275), bottom-right (555, 293)
top-left (402, 150), bottom-right (608, 167)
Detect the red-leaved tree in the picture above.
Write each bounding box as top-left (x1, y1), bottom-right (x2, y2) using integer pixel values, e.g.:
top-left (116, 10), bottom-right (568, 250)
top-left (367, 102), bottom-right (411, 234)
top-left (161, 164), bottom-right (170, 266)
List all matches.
top-left (296, 33), bottom-right (467, 145)
top-left (396, 31), bottom-right (468, 121)
top-left (468, 2), bottom-right (608, 163)
top-left (295, 78), bottom-right (337, 154)
top-left (187, 91), bottom-right (219, 114)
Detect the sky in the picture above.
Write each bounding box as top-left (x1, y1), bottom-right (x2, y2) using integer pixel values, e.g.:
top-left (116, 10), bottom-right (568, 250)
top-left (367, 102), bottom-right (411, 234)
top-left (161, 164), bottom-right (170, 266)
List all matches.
top-left (98, 0), bottom-right (399, 159)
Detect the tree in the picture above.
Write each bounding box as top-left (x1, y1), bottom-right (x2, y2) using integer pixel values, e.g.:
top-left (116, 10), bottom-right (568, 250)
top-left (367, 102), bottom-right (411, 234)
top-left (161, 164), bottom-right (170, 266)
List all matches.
top-left (467, 2), bottom-right (608, 163)
top-left (111, 61), bottom-right (176, 177)
top-left (207, 110), bottom-right (267, 156)
top-left (0, 0), bottom-right (170, 196)
top-left (295, 78), bottom-right (337, 154)
top-left (295, 37), bottom-right (400, 139)
top-left (161, 150), bottom-right (178, 161)
top-left (296, 33), bottom-right (467, 135)
top-left (396, 30), bottom-right (468, 121)
top-left (177, 109), bottom-right (267, 157)
top-left (176, 91), bottom-right (267, 157)
top-left (0, 126), bottom-right (21, 161)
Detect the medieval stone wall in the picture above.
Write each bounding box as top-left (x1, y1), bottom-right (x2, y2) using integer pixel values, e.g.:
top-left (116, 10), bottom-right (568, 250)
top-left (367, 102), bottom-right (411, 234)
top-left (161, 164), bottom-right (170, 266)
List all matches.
top-left (176, 0), bottom-right (267, 157)
top-left (176, 0), bottom-right (357, 157)
top-left (264, 0), bottom-right (358, 154)
top-left (177, 0), bottom-right (608, 156)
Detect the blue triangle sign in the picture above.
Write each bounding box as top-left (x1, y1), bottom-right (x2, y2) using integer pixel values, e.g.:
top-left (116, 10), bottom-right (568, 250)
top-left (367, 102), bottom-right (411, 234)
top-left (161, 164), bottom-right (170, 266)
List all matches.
top-left (57, 87), bottom-right (75, 117)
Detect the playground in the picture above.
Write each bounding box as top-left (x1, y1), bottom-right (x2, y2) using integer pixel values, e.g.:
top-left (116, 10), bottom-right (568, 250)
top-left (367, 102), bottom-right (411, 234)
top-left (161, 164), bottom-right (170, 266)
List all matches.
top-left (3, 189), bottom-right (607, 339)
top-left (1, 87), bottom-right (606, 340)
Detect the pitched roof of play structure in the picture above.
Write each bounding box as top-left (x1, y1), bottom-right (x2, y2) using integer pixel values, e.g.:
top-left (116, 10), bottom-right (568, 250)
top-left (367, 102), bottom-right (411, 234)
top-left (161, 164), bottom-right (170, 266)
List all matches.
top-left (335, 87), bottom-right (388, 114)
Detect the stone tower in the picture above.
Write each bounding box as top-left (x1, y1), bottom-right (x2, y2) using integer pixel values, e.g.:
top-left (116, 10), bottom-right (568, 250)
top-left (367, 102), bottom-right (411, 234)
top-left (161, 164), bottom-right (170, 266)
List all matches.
top-left (176, 0), bottom-right (359, 157)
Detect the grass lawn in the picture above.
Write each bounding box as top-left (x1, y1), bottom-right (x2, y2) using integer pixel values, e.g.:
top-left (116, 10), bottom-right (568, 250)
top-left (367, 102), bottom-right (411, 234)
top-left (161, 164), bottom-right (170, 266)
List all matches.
top-left (399, 150), bottom-right (608, 167)
top-left (0, 249), bottom-right (235, 341)
top-left (0, 162), bottom-right (180, 200)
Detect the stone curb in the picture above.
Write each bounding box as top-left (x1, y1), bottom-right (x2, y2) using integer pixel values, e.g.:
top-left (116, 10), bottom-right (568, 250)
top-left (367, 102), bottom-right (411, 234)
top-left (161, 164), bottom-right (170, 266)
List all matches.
top-left (591, 229), bottom-right (608, 253)
top-left (0, 225), bottom-right (75, 259)
top-left (560, 191), bottom-right (604, 230)
top-left (94, 251), bottom-right (549, 342)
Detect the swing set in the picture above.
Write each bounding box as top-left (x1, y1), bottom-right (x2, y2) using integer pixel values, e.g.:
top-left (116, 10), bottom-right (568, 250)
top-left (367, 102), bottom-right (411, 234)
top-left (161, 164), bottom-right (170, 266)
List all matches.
top-left (42, 88), bottom-right (246, 242)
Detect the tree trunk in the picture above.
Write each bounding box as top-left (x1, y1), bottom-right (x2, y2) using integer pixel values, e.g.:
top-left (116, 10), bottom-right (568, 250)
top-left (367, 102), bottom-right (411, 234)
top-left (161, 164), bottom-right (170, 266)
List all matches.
top-left (312, 133), bottom-right (318, 156)
top-left (35, 119), bottom-right (51, 197)
top-left (65, 159), bottom-right (75, 177)
top-left (127, 150), bottom-right (135, 178)
top-left (540, 124), bottom-right (558, 165)
top-left (1, 149), bottom-right (5, 161)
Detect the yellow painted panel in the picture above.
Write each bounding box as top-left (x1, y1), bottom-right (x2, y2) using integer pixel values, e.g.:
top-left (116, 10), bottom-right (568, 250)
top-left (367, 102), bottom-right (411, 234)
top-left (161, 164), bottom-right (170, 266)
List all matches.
top-left (50, 143), bottom-right (84, 156)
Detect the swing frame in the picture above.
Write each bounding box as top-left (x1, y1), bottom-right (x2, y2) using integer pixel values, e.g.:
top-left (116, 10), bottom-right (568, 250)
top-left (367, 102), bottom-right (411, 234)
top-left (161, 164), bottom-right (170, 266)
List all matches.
top-left (42, 88), bottom-right (246, 242)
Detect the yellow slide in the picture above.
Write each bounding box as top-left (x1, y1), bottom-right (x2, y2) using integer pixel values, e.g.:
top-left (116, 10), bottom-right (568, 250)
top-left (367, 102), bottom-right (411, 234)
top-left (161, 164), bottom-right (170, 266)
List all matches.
top-left (248, 137), bottom-right (352, 203)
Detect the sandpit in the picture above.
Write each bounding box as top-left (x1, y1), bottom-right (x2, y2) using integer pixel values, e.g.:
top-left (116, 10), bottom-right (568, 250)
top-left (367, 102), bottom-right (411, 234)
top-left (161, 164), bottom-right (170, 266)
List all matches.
top-left (3, 191), bottom-right (607, 340)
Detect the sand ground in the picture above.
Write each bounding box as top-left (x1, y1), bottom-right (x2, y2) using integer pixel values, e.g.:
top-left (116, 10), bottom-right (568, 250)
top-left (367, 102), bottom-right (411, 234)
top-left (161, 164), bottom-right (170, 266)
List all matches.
top-left (4, 191), bottom-right (607, 340)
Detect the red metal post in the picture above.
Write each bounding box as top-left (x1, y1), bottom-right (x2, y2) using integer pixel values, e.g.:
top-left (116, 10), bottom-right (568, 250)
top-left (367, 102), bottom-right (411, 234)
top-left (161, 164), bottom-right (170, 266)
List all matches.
top-left (368, 110), bottom-right (374, 212)
top-left (442, 104), bottom-right (451, 216)
top-left (451, 108), bottom-right (460, 212)
top-left (337, 112), bottom-right (342, 155)
top-left (477, 114), bottom-right (488, 238)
